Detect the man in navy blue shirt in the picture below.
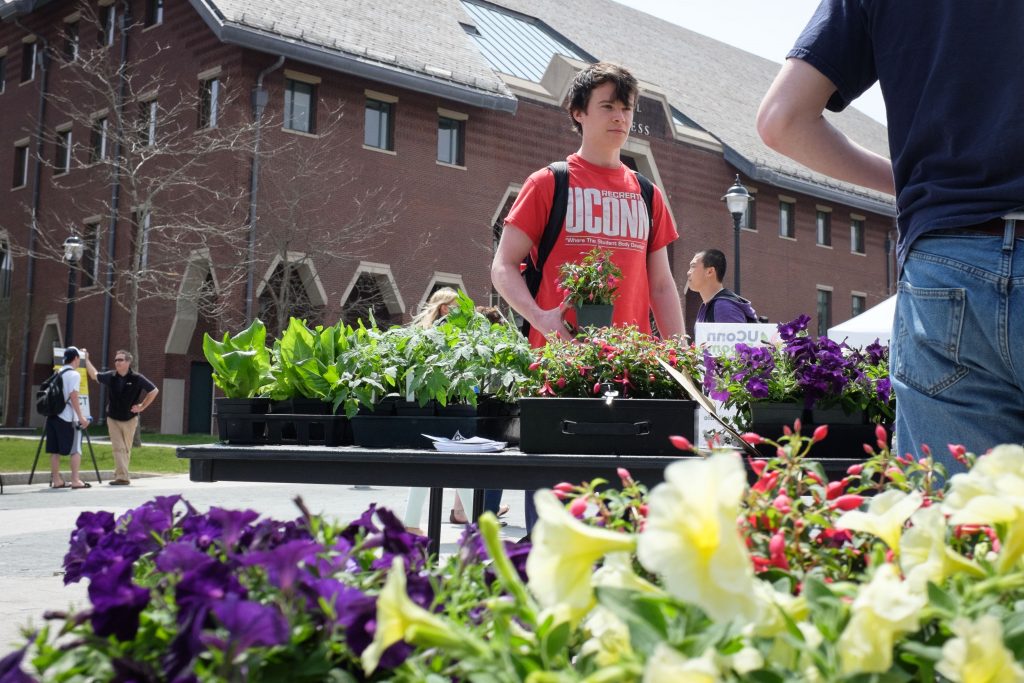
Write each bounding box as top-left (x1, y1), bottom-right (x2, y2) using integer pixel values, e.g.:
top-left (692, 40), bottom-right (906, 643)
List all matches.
top-left (686, 249), bottom-right (758, 324)
top-left (757, 1), bottom-right (1024, 468)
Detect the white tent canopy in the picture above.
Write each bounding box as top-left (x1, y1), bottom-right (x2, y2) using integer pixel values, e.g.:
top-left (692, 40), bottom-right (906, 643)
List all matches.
top-left (828, 295), bottom-right (896, 348)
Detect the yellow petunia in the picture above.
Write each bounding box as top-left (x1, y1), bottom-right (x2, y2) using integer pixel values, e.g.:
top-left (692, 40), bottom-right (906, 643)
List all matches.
top-left (943, 444), bottom-right (1024, 573)
top-left (636, 452), bottom-right (759, 623)
top-left (836, 489), bottom-right (922, 554)
top-left (838, 564), bottom-right (926, 674)
top-left (936, 615), bottom-right (1024, 683)
top-left (361, 556), bottom-right (460, 675)
top-left (900, 506), bottom-right (984, 593)
top-left (526, 489), bottom-right (636, 622)
top-left (642, 643), bottom-right (721, 683)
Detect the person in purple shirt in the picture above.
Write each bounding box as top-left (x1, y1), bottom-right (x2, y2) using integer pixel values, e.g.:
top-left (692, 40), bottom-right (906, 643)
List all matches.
top-left (686, 249), bottom-right (758, 324)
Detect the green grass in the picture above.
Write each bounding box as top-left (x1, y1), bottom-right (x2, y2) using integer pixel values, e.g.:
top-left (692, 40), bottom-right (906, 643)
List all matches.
top-left (138, 432), bottom-right (219, 446)
top-left (0, 437), bottom-right (190, 474)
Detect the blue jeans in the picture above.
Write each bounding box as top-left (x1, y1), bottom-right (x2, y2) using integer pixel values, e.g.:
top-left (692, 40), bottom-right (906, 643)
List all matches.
top-left (892, 225), bottom-right (1024, 472)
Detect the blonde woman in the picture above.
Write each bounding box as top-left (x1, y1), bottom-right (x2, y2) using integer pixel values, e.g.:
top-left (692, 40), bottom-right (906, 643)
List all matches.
top-left (403, 288), bottom-right (481, 532)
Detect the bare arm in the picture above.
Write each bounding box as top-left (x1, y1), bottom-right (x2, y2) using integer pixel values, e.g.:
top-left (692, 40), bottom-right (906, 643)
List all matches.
top-left (490, 224), bottom-right (570, 341)
top-left (80, 349), bottom-right (98, 381)
top-left (646, 247), bottom-right (685, 339)
top-left (132, 387), bottom-right (159, 414)
top-left (757, 59), bottom-right (895, 195)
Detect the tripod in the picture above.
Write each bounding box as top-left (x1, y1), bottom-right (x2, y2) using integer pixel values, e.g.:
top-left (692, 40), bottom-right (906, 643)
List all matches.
top-left (29, 425), bottom-right (102, 485)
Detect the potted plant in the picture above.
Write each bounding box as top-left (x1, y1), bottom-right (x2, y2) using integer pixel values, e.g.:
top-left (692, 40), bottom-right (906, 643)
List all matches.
top-left (519, 325), bottom-right (700, 454)
top-left (202, 319), bottom-right (273, 443)
top-left (557, 247), bottom-right (621, 329)
top-left (702, 314), bottom-right (894, 456)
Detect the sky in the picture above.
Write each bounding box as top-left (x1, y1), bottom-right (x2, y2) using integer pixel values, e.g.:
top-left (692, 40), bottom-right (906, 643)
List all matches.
top-left (615, 0), bottom-right (887, 126)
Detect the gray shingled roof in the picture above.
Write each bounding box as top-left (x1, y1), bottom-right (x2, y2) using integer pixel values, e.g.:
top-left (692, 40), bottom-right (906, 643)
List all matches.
top-left (189, 0), bottom-right (518, 110)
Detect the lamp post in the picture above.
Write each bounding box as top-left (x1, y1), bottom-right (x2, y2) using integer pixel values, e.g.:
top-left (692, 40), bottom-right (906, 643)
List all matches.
top-left (62, 235), bottom-right (84, 346)
top-left (722, 175), bottom-right (752, 296)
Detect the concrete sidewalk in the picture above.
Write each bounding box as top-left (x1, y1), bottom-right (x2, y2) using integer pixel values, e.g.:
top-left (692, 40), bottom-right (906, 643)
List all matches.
top-left (0, 475), bottom-right (525, 653)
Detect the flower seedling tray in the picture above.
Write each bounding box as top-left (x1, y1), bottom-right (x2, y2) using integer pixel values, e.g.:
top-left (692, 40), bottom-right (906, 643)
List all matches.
top-left (748, 402), bottom-right (878, 460)
top-left (350, 416), bottom-right (519, 449)
top-left (265, 414), bottom-right (353, 447)
top-left (518, 398), bottom-right (696, 455)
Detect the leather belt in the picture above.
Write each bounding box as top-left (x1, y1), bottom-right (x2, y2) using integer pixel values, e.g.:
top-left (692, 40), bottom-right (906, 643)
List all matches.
top-left (960, 217), bottom-right (1024, 237)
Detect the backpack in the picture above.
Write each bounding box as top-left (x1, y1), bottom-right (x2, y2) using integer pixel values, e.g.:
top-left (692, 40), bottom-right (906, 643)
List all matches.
top-left (703, 288), bottom-right (760, 324)
top-left (36, 367), bottom-right (73, 417)
top-left (519, 161), bottom-right (656, 336)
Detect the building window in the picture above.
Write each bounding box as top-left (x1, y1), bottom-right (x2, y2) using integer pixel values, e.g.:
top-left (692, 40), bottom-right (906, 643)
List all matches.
top-left (0, 240), bottom-right (11, 298)
top-left (139, 100), bottom-right (157, 146)
top-left (852, 293), bottom-right (866, 317)
top-left (851, 218), bottom-right (865, 254)
top-left (779, 200), bottom-right (795, 238)
top-left (63, 21), bottom-right (79, 61)
top-left (364, 98), bottom-right (393, 150)
top-left (144, 0), bottom-right (163, 27)
top-left (283, 79), bottom-right (316, 133)
top-left (437, 116), bottom-right (464, 165)
top-left (21, 42), bottom-right (36, 83)
top-left (743, 200), bottom-right (757, 231)
top-left (816, 210), bottom-right (832, 246)
top-left (817, 288), bottom-right (832, 335)
top-left (90, 117), bottom-right (108, 163)
top-left (198, 78), bottom-right (219, 129)
top-left (98, 5), bottom-right (116, 47)
top-left (0, 54), bottom-right (6, 94)
top-left (81, 223), bottom-right (100, 288)
top-left (133, 210), bottom-right (151, 269)
top-left (54, 129), bottom-right (72, 175)
top-left (12, 143), bottom-right (29, 188)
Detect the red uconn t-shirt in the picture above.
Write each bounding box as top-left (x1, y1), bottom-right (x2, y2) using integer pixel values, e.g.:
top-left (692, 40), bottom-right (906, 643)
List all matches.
top-left (504, 154), bottom-right (678, 347)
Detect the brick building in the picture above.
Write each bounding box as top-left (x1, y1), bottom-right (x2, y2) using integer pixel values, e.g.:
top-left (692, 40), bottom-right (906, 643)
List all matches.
top-left (0, 0), bottom-right (895, 433)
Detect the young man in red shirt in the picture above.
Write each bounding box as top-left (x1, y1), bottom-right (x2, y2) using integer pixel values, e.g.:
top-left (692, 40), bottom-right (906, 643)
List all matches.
top-left (491, 62), bottom-right (684, 530)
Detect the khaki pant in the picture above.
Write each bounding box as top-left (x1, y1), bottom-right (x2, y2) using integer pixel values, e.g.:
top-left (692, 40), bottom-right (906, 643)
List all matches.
top-left (107, 417), bottom-right (138, 482)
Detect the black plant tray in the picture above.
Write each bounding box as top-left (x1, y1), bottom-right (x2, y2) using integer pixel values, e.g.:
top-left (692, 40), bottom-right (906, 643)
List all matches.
top-left (350, 416), bottom-right (519, 449)
top-left (265, 414), bottom-right (353, 447)
top-left (518, 398), bottom-right (696, 455)
top-left (217, 414), bottom-right (269, 445)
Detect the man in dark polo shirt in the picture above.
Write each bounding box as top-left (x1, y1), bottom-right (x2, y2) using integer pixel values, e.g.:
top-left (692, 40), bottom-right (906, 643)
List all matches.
top-left (83, 348), bottom-right (158, 485)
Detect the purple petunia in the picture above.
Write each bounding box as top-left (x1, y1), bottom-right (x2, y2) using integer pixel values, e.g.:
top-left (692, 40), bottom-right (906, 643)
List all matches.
top-left (203, 595), bottom-right (289, 654)
top-left (88, 559), bottom-right (151, 641)
top-left (239, 539), bottom-right (322, 591)
top-left (0, 642), bottom-right (35, 683)
top-left (206, 507), bottom-right (261, 549)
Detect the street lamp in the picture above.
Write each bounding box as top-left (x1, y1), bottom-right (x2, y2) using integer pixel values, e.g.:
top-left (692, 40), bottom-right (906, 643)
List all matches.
top-left (62, 234), bottom-right (84, 346)
top-left (722, 175), bottom-right (752, 296)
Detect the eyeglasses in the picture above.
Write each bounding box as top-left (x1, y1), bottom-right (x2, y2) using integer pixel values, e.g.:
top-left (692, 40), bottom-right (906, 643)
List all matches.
top-left (114, 358), bottom-right (127, 362)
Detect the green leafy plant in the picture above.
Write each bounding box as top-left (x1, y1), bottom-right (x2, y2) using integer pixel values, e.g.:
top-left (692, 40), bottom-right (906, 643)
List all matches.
top-left (557, 247), bottom-right (622, 307)
top-left (201, 319), bottom-right (272, 398)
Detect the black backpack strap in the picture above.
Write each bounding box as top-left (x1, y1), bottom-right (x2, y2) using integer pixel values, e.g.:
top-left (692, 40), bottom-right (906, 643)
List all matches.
top-left (520, 161), bottom-right (569, 336)
top-left (58, 367), bottom-right (74, 405)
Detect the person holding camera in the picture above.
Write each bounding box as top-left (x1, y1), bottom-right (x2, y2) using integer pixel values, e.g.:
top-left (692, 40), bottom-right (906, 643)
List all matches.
top-left (46, 346), bottom-right (93, 489)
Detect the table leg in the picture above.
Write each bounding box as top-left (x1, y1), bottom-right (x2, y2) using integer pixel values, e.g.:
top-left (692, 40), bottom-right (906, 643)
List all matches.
top-left (471, 488), bottom-right (485, 522)
top-left (427, 486), bottom-right (443, 555)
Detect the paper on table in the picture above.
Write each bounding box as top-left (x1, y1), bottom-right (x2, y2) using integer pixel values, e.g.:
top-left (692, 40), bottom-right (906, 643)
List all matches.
top-left (421, 433), bottom-right (507, 452)
top-left (656, 357), bottom-right (759, 457)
